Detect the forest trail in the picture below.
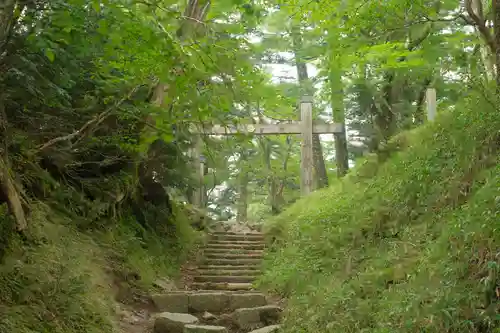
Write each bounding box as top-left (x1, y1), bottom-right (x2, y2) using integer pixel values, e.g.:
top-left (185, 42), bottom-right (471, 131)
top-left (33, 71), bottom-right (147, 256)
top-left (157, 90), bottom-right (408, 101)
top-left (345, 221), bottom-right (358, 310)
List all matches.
top-left (120, 230), bottom-right (282, 333)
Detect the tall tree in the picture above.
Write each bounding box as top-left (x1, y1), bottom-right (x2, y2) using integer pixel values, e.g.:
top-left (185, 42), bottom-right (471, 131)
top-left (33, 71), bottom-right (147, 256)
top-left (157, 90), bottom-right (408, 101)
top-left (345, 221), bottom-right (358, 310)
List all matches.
top-left (291, 24), bottom-right (329, 187)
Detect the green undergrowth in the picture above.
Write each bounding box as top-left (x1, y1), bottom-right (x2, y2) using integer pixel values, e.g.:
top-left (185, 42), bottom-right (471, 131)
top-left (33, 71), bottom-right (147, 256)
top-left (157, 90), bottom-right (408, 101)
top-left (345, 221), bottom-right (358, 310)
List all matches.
top-left (258, 92), bottom-right (500, 333)
top-left (0, 203), bottom-right (200, 333)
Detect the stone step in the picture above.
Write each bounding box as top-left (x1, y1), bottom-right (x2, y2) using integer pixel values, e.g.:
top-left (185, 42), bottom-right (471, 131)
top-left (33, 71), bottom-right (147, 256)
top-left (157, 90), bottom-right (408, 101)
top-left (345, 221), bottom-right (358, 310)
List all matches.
top-left (198, 265), bottom-right (260, 271)
top-left (211, 231), bottom-right (263, 236)
top-left (153, 312), bottom-right (199, 333)
top-left (152, 292), bottom-right (267, 313)
top-left (203, 253), bottom-right (264, 260)
top-left (184, 324), bottom-right (228, 333)
top-left (205, 243), bottom-right (265, 250)
top-left (210, 233), bottom-right (264, 241)
top-left (194, 275), bottom-right (256, 283)
top-left (232, 305), bottom-right (282, 330)
top-left (197, 269), bottom-right (260, 276)
top-left (248, 325), bottom-right (281, 333)
top-left (208, 239), bottom-right (265, 245)
top-left (201, 258), bottom-right (262, 266)
top-left (203, 248), bottom-right (264, 255)
top-left (191, 282), bottom-right (253, 291)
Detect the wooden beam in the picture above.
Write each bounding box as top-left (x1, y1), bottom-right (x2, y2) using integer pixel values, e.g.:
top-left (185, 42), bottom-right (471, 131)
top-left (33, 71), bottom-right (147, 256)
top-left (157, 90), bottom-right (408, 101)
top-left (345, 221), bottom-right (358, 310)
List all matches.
top-left (191, 121), bottom-right (343, 135)
top-left (300, 96), bottom-right (314, 196)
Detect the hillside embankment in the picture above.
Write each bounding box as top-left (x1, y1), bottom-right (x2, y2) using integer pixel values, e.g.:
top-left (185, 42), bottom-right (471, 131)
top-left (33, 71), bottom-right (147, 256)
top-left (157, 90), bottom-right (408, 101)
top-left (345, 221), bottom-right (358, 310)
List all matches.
top-left (258, 92), bottom-right (499, 332)
top-left (0, 202), bottom-right (203, 333)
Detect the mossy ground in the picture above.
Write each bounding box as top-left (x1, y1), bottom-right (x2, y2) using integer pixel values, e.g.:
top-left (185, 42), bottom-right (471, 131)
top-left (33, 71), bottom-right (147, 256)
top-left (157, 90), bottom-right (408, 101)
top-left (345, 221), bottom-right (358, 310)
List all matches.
top-left (258, 93), bottom-right (500, 332)
top-left (0, 203), bottom-right (200, 333)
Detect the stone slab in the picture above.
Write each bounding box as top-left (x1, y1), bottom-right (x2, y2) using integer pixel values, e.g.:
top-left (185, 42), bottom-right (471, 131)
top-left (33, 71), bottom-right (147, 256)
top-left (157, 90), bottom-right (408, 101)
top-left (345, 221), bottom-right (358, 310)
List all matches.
top-left (152, 293), bottom-right (189, 313)
top-left (191, 282), bottom-right (253, 291)
top-left (188, 292), bottom-right (230, 313)
top-left (231, 305), bottom-right (281, 330)
top-left (249, 325), bottom-right (281, 333)
top-left (154, 312), bottom-right (199, 333)
top-left (184, 324), bottom-right (228, 333)
top-left (229, 293), bottom-right (267, 311)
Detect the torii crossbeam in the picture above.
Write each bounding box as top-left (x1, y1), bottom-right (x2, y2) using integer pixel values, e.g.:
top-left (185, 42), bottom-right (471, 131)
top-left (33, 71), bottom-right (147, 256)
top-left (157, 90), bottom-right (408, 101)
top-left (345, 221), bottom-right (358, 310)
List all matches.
top-left (188, 96), bottom-right (344, 206)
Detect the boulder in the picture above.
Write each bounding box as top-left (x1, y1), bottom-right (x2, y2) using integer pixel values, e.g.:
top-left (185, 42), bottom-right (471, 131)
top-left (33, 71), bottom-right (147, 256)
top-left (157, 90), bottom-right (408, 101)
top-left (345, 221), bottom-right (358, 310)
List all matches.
top-left (189, 292), bottom-right (230, 313)
top-left (154, 312), bottom-right (199, 333)
top-left (183, 324), bottom-right (228, 333)
top-left (152, 293), bottom-right (189, 313)
top-left (231, 305), bottom-right (281, 330)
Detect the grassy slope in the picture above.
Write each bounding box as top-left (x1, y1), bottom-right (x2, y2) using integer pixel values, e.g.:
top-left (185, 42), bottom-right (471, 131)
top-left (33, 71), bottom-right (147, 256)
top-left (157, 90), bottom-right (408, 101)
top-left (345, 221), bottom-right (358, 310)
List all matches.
top-left (0, 203), bottom-right (199, 333)
top-left (258, 93), bottom-right (499, 332)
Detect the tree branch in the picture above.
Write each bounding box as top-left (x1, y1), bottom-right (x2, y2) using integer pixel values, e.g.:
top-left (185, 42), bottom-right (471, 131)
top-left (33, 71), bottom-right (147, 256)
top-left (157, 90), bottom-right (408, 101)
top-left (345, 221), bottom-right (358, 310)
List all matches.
top-left (37, 85), bottom-right (140, 152)
top-left (465, 0), bottom-right (497, 54)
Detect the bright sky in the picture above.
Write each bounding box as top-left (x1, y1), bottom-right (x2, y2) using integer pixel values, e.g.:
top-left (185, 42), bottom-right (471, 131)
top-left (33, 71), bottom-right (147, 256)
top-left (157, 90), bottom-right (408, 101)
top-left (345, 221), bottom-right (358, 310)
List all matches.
top-left (261, 51), bottom-right (345, 157)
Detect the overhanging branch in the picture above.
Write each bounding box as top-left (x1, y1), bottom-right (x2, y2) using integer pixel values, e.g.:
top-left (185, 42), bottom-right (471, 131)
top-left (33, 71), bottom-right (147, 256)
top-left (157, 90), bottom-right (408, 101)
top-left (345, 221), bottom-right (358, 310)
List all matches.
top-left (37, 85), bottom-right (141, 152)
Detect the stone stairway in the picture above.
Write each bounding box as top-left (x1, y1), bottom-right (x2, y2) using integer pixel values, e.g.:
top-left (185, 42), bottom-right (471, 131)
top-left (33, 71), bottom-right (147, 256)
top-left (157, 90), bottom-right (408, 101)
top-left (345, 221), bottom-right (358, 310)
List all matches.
top-left (150, 231), bottom-right (281, 333)
top-left (192, 232), bottom-right (265, 291)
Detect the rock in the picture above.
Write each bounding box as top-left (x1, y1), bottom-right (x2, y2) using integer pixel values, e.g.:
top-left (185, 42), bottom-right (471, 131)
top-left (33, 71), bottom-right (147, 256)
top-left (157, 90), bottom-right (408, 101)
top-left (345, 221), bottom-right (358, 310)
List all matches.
top-left (152, 292), bottom-right (189, 313)
top-left (183, 324), bottom-right (228, 332)
top-left (153, 278), bottom-right (177, 291)
top-left (202, 311), bottom-right (217, 321)
top-left (229, 293), bottom-right (267, 310)
top-left (259, 305), bottom-right (282, 325)
top-left (249, 325), bottom-right (281, 333)
top-left (189, 292), bottom-right (230, 313)
top-left (231, 305), bottom-right (282, 330)
top-left (231, 307), bottom-right (260, 330)
top-left (214, 313), bottom-right (233, 328)
top-left (154, 312), bottom-right (199, 333)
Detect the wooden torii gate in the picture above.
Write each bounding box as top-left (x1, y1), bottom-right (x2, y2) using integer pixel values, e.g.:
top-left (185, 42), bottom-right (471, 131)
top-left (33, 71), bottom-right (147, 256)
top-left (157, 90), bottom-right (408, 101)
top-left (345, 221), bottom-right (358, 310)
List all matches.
top-left (188, 96), bottom-right (344, 207)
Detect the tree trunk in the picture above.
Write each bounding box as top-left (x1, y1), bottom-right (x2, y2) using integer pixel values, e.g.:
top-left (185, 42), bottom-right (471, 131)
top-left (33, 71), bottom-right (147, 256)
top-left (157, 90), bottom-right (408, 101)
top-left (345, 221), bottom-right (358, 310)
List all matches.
top-left (414, 78), bottom-right (432, 125)
top-left (312, 134), bottom-right (328, 188)
top-left (258, 137), bottom-right (280, 214)
top-left (378, 72), bottom-right (398, 141)
top-left (494, 0), bottom-right (500, 87)
top-left (177, 0), bottom-right (211, 39)
top-left (0, 97), bottom-right (28, 231)
top-left (329, 66), bottom-right (350, 177)
top-left (470, 0), bottom-right (496, 81)
top-left (0, 156), bottom-right (27, 231)
top-left (0, 0), bottom-right (15, 58)
top-left (291, 26), bottom-right (329, 187)
top-left (236, 152), bottom-right (248, 222)
top-left (175, 0), bottom-right (212, 206)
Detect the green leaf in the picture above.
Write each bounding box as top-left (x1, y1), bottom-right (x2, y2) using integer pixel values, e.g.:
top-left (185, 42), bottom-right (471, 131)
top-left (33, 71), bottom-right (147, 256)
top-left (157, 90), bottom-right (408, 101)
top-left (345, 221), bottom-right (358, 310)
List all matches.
top-left (44, 48), bottom-right (55, 62)
top-left (92, 1), bottom-right (101, 13)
